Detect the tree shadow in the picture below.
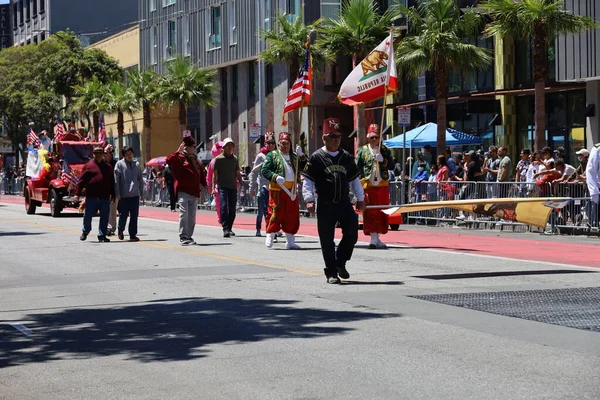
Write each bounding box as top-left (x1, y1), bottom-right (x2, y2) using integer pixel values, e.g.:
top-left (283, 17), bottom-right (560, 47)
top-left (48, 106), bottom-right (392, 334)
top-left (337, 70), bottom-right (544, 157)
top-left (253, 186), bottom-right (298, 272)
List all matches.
top-left (0, 231), bottom-right (46, 237)
top-left (0, 297), bottom-right (398, 368)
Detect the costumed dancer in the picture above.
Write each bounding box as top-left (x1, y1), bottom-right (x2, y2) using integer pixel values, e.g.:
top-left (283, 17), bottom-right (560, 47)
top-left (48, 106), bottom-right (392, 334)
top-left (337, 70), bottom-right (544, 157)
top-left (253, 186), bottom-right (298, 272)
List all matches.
top-left (302, 118), bottom-right (365, 284)
top-left (356, 123), bottom-right (393, 249)
top-left (248, 131), bottom-right (277, 237)
top-left (206, 141), bottom-right (224, 224)
top-left (261, 131), bottom-right (306, 249)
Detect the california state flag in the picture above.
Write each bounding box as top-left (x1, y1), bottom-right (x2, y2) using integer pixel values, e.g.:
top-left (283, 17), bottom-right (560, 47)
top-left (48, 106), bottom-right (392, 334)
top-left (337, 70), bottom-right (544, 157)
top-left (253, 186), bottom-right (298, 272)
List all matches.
top-left (338, 32), bottom-right (398, 105)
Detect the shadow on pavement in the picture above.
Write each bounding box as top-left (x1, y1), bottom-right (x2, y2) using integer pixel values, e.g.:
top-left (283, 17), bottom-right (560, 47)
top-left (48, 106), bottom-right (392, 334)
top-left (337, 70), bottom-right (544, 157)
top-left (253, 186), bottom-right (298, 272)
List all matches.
top-left (0, 231), bottom-right (46, 237)
top-left (342, 281), bottom-right (404, 286)
top-left (38, 213), bottom-right (82, 219)
top-left (0, 297), bottom-right (399, 368)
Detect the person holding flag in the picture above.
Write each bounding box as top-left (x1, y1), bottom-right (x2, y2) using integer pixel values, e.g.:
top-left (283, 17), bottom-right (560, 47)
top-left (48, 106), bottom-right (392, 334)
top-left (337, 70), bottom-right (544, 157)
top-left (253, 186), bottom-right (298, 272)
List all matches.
top-left (281, 41), bottom-right (312, 128)
top-left (356, 124), bottom-right (394, 249)
top-left (261, 131), bottom-right (307, 249)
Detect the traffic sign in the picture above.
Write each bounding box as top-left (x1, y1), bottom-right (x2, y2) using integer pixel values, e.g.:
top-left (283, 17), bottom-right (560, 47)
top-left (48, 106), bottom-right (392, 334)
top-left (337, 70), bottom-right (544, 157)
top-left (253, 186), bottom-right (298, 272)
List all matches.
top-left (249, 123), bottom-right (261, 140)
top-left (398, 106), bottom-right (411, 127)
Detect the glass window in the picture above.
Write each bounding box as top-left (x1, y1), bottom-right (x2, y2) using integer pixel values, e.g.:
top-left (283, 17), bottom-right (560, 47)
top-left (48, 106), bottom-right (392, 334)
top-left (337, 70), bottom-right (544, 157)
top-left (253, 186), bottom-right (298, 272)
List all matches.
top-left (40, 0), bottom-right (44, 12)
top-left (26, 0), bottom-right (30, 21)
top-left (286, 0), bottom-right (299, 18)
top-left (321, 1), bottom-right (340, 19)
top-left (150, 26), bottom-right (158, 64)
top-left (167, 20), bottom-right (177, 59)
top-left (208, 6), bottom-right (222, 49)
top-left (13, 2), bottom-right (17, 27)
top-left (150, 0), bottom-right (156, 12)
top-left (264, 0), bottom-right (271, 31)
top-left (230, 0), bottom-right (237, 45)
top-left (182, 15), bottom-right (190, 56)
top-left (163, 0), bottom-right (176, 6)
top-left (33, 0), bottom-right (37, 17)
top-left (20, 0), bottom-right (24, 24)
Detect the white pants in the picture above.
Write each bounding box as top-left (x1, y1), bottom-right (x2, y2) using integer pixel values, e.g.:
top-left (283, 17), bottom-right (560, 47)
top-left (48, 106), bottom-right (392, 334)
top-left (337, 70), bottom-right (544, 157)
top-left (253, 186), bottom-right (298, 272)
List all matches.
top-left (178, 192), bottom-right (198, 240)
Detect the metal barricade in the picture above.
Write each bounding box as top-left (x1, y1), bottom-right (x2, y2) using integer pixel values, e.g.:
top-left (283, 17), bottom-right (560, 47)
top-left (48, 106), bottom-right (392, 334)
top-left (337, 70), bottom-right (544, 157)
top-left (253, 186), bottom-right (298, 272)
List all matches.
top-left (549, 181), bottom-right (591, 232)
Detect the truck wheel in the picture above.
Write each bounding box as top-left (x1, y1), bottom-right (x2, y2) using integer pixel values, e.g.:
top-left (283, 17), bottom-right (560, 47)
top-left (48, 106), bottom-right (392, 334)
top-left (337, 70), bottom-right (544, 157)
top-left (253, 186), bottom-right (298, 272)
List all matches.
top-left (49, 189), bottom-right (63, 218)
top-left (25, 187), bottom-right (36, 215)
top-left (389, 224), bottom-right (400, 231)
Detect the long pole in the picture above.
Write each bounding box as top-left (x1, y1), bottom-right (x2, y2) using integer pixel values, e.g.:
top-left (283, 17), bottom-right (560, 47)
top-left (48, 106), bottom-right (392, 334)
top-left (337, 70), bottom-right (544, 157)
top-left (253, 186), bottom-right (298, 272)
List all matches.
top-left (257, 0), bottom-right (266, 142)
top-left (401, 125), bottom-right (406, 204)
top-left (373, 86), bottom-right (388, 183)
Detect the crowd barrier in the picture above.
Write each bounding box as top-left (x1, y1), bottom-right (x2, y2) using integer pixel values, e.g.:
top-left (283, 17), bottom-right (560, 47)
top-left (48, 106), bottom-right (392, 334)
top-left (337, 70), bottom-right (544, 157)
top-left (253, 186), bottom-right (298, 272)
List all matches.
top-left (393, 179), bottom-right (594, 233)
top-left (0, 175), bottom-right (25, 196)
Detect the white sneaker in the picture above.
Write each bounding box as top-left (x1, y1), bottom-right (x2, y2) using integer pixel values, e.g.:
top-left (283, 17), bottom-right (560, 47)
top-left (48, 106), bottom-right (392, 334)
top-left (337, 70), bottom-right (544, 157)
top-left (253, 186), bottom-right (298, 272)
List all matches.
top-left (285, 234), bottom-right (301, 250)
top-left (265, 233), bottom-right (274, 248)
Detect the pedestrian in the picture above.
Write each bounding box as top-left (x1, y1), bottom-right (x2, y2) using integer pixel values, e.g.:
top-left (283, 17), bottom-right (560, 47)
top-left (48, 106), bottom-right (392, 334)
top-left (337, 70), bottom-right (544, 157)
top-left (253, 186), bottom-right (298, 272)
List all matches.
top-left (163, 164), bottom-right (176, 211)
top-left (206, 141), bottom-right (224, 224)
top-left (302, 118), bottom-right (366, 284)
top-left (213, 138), bottom-right (244, 238)
top-left (248, 131), bottom-right (277, 237)
top-left (74, 146), bottom-right (115, 242)
top-left (355, 123), bottom-right (393, 249)
top-left (166, 136), bottom-right (207, 245)
top-left (104, 145), bottom-right (118, 236)
top-left (261, 131), bottom-right (306, 249)
top-left (114, 146), bottom-right (144, 242)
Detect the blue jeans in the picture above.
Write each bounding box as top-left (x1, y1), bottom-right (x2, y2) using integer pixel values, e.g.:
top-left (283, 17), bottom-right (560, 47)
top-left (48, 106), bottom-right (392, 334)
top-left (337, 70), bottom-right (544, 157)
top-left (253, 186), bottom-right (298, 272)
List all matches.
top-left (219, 187), bottom-right (237, 231)
top-left (83, 197), bottom-right (110, 238)
top-left (118, 196), bottom-right (140, 238)
top-left (256, 187), bottom-right (269, 231)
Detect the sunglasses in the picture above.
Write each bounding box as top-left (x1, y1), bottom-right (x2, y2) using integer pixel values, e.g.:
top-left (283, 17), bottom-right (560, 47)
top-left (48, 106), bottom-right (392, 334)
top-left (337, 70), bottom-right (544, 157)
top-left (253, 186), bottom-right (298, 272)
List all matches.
top-left (367, 136), bottom-right (380, 140)
top-left (326, 134), bottom-right (341, 140)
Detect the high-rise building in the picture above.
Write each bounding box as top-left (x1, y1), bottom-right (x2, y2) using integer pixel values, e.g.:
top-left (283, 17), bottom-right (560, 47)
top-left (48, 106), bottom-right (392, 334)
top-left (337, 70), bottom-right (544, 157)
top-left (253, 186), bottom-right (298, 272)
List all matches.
top-left (10, 0), bottom-right (138, 46)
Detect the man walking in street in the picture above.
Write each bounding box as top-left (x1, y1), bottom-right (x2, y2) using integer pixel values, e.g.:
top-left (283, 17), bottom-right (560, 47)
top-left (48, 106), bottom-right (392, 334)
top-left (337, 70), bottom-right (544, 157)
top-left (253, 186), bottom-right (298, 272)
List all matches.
top-left (302, 118), bottom-right (365, 284)
top-left (213, 138), bottom-right (243, 238)
top-left (356, 123), bottom-right (393, 249)
top-left (114, 146), bottom-right (144, 242)
top-left (75, 146), bottom-right (115, 242)
top-left (249, 131), bottom-right (276, 237)
top-left (164, 164), bottom-right (176, 212)
top-left (104, 145), bottom-right (118, 236)
top-left (261, 131), bottom-right (306, 249)
top-left (166, 136), bottom-right (206, 245)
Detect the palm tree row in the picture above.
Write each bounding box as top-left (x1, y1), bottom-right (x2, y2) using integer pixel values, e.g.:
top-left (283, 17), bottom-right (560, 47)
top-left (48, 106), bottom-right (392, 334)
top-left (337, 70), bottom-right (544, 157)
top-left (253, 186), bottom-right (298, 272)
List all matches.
top-left (260, 0), bottom-right (597, 153)
top-left (72, 55), bottom-right (218, 160)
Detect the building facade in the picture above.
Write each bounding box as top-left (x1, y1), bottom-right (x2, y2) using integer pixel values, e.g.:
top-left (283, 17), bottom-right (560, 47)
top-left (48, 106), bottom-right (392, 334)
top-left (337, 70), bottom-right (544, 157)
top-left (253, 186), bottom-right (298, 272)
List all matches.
top-left (10, 0), bottom-right (138, 46)
top-left (87, 26), bottom-right (179, 163)
top-left (139, 0), bottom-right (346, 166)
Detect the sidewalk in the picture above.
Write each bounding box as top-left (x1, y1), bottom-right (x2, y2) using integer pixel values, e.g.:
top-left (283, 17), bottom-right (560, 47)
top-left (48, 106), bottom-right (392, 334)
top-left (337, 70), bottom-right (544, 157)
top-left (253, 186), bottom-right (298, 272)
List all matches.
top-left (2, 195), bottom-right (600, 268)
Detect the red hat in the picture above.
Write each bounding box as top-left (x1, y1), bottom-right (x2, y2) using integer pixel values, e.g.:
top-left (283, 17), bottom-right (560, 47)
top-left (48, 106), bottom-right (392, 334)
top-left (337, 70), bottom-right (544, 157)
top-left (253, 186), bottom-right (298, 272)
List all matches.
top-left (322, 118), bottom-right (341, 136)
top-left (68, 123), bottom-right (76, 132)
top-left (265, 131), bottom-right (275, 143)
top-left (279, 131), bottom-right (290, 142)
top-left (367, 124), bottom-right (379, 135)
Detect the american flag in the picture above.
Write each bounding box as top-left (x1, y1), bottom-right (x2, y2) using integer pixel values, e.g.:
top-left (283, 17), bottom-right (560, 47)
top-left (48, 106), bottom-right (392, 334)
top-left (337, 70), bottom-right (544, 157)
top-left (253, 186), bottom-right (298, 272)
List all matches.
top-left (54, 121), bottom-right (66, 143)
top-left (61, 162), bottom-right (79, 187)
top-left (98, 113), bottom-right (106, 145)
top-left (26, 128), bottom-right (40, 148)
top-left (281, 44), bottom-right (312, 126)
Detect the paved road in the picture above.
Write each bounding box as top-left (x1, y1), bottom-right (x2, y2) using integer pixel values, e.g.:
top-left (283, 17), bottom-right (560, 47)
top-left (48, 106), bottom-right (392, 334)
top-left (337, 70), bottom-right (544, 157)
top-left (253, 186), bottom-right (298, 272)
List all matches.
top-left (1, 200), bottom-right (600, 399)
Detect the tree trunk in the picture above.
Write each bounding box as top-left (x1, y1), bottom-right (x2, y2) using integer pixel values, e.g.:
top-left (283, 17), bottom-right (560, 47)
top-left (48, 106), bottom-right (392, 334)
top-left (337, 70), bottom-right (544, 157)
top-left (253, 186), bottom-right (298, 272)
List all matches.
top-left (93, 111), bottom-right (100, 139)
top-left (178, 100), bottom-right (187, 138)
top-left (86, 114), bottom-right (93, 139)
top-left (532, 23), bottom-right (548, 152)
top-left (143, 101), bottom-right (152, 164)
top-left (117, 111), bottom-right (124, 153)
top-left (434, 56), bottom-right (449, 156)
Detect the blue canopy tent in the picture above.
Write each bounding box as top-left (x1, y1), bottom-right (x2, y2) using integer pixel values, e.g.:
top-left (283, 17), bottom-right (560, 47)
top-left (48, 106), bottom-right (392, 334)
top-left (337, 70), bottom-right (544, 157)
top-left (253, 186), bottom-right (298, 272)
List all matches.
top-left (383, 122), bottom-right (481, 148)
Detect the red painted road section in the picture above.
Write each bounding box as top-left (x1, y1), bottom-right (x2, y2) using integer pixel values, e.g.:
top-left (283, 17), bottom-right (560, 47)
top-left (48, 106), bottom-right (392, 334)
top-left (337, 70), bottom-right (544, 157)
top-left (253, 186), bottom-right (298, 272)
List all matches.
top-left (2, 195), bottom-right (600, 267)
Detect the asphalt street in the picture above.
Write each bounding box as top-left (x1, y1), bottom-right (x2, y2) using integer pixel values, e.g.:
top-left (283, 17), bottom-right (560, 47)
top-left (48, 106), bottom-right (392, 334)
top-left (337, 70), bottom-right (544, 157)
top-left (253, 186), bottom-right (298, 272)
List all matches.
top-left (1, 201), bottom-right (600, 400)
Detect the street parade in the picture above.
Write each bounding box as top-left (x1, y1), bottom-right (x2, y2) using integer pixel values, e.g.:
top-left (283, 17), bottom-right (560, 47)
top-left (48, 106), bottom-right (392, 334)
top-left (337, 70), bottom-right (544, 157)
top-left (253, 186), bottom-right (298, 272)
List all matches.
top-left (1, 1), bottom-right (600, 399)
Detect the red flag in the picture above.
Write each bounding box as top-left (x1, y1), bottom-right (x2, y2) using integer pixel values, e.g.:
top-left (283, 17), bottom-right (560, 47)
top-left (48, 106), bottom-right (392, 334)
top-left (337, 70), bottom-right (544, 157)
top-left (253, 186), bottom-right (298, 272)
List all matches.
top-left (282, 44), bottom-right (312, 126)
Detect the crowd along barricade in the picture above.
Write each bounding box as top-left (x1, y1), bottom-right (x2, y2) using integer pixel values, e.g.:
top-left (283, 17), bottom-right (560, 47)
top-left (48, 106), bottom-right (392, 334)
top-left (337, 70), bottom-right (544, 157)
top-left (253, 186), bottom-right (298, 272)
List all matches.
top-left (548, 181), bottom-right (592, 232)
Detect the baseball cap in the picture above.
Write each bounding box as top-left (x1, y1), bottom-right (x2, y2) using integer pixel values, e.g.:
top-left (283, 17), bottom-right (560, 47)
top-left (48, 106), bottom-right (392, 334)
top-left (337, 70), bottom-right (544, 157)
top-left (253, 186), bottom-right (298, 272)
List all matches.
top-left (576, 148), bottom-right (590, 156)
top-left (222, 137), bottom-right (235, 147)
top-left (464, 150), bottom-right (475, 157)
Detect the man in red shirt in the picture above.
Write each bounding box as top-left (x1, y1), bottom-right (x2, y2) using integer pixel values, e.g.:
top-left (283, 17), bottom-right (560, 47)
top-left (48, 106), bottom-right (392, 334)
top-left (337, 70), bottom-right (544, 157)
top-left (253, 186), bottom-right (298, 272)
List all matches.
top-left (75, 146), bottom-right (116, 242)
top-left (166, 136), bottom-right (206, 245)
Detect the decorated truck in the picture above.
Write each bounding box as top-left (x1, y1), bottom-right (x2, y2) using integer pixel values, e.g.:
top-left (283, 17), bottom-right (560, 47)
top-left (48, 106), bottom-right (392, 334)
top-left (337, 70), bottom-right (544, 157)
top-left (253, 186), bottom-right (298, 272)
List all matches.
top-left (24, 134), bottom-right (102, 217)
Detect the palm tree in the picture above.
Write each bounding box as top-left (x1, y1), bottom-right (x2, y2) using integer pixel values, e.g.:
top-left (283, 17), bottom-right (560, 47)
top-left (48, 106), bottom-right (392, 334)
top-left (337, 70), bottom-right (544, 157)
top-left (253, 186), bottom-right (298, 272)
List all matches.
top-left (396, 0), bottom-right (493, 155)
top-left (259, 12), bottom-right (329, 142)
top-left (481, 0), bottom-right (597, 152)
top-left (128, 69), bottom-right (158, 163)
top-left (72, 76), bottom-right (107, 140)
top-left (156, 55), bottom-right (218, 137)
top-left (320, 0), bottom-right (400, 148)
top-left (105, 81), bottom-right (140, 151)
